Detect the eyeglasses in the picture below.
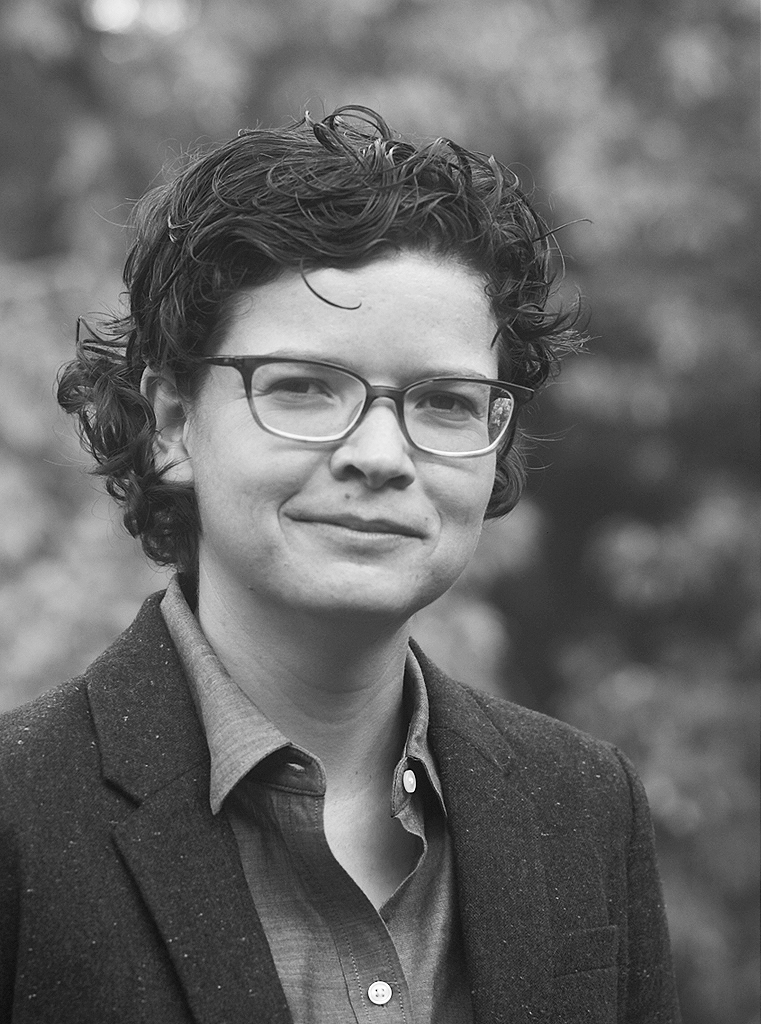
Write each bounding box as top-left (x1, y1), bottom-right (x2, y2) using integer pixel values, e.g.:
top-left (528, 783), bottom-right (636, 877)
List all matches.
top-left (197, 356), bottom-right (534, 458)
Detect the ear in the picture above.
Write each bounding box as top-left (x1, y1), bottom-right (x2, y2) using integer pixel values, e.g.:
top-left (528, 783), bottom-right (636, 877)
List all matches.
top-left (140, 367), bottom-right (195, 485)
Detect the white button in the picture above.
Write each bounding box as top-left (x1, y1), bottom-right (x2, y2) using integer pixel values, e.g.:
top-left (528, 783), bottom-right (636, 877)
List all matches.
top-left (402, 768), bottom-right (417, 794)
top-left (367, 981), bottom-right (393, 1005)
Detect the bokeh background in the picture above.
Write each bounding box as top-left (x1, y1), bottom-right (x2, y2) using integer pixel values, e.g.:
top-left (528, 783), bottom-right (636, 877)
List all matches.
top-left (1, 0), bottom-right (758, 1019)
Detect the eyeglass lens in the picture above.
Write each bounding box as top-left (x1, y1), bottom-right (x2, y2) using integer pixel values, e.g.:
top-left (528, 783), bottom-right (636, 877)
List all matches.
top-left (248, 360), bottom-right (515, 454)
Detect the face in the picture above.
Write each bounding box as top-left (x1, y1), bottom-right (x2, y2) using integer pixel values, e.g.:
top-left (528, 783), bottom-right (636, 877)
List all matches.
top-left (160, 252), bottom-right (500, 629)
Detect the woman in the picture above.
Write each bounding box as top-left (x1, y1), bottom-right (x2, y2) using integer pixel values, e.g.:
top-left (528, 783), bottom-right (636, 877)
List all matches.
top-left (0, 107), bottom-right (680, 1023)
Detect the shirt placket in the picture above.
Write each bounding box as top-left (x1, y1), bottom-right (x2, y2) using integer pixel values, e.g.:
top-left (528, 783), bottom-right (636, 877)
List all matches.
top-left (270, 751), bottom-right (415, 1024)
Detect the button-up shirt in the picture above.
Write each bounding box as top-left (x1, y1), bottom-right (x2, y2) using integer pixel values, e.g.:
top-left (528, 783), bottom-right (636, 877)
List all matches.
top-left (161, 577), bottom-right (473, 1024)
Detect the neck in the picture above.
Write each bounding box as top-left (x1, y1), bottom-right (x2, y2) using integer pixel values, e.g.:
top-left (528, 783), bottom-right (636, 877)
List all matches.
top-left (194, 570), bottom-right (412, 787)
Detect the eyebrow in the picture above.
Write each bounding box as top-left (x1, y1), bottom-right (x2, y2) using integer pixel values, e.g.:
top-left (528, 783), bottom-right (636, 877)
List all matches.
top-left (231, 349), bottom-right (494, 380)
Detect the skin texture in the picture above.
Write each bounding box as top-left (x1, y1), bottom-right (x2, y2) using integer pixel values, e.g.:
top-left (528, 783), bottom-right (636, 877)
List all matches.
top-left (154, 252), bottom-right (499, 643)
top-left (147, 252), bottom-right (501, 903)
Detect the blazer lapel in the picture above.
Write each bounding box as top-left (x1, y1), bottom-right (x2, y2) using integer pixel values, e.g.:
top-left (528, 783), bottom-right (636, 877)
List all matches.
top-left (112, 769), bottom-right (291, 1024)
top-left (86, 594), bottom-right (292, 1024)
top-left (421, 651), bottom-right (553, 1024)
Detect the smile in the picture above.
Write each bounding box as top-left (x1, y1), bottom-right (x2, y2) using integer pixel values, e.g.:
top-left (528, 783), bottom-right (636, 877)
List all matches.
top-left (288, 513), bottom-right (424, 538)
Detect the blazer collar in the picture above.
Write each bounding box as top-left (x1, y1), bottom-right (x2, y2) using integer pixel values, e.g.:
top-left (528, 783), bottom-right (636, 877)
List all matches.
top-left (86, 594), bottom-right (292, 1024)
top-left (415, 641), bottom-right (554, 1024)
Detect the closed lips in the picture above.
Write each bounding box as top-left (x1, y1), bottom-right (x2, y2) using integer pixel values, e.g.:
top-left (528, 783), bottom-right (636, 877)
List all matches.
top-left (291, 514), bottom-right (424, 537)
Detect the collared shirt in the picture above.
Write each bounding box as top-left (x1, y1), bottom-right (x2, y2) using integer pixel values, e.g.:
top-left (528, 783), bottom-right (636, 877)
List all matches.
top-left (161, 577), bottom-right (473, 1024)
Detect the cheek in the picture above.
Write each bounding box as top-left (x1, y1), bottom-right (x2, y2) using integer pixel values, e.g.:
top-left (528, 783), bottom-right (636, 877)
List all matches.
top-left (419, 461), bottom-right (494, 601)
top-left (434, 457), bottom-right (496, 534)
top-left (190, 432), bottom-right (321, 533)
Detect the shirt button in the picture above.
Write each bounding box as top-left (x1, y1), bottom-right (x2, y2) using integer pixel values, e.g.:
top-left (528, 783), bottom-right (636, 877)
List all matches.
top-left (402, 768), bottom-right (417, 794)
top-left (367, 981), bottom-right (393, 1005)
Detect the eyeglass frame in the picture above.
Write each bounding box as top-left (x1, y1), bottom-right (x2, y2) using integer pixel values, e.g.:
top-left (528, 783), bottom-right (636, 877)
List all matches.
top-left (194, 355), bottom-right (535, 458)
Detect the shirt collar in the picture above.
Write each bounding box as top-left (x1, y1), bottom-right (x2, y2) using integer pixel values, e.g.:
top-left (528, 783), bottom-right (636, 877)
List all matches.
top-left (400, 643), bottom-right (446, 810)
top-left (160, 575), bottom-right (445, 816)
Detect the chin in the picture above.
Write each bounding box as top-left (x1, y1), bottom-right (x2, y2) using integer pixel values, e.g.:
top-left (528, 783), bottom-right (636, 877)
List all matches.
top-left (294, 575), bottom-right (452, 626)
top-left (304, 593), bottom-right (419, 625)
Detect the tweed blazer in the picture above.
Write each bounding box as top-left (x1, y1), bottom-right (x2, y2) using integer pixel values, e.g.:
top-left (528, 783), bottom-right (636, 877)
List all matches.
top-left (0, 593), bottom-right (680, 1023)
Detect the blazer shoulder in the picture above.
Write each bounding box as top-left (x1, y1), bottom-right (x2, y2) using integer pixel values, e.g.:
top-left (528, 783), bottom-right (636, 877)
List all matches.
top-left (468, 681), bottom-right (621, 761)
top-left (417, 643), bottom-right (635, 798)
top-left (0, 675), bottom-right (93, 759)
top-left (471, 682), bottom-right (642, 797)
top-left (0, 676), bottom-right (103, 844)
top-left (0, 590), bottom-right (169, 792)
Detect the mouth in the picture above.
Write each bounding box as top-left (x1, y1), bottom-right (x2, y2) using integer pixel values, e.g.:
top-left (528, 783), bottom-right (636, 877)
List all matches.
top-left (288, 513), bottom-right (424, 538)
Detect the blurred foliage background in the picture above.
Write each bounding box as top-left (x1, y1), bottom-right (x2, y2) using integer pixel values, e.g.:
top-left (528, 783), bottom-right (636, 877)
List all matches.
top-left (0, 0), bottom-right (758, 1019)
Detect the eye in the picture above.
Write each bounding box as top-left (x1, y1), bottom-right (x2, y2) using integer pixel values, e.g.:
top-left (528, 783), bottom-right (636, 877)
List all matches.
top-left (267, 376), bottom-right (331, 397)
top-left (254, 368), bottom-right (340, 403)
top-left (414, 385), bottom-right (484, 419)
top-left (424, 392), bottom-right (470, 413)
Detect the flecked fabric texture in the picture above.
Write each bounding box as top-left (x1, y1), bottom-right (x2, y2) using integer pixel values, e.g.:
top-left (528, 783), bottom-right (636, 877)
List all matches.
top-left (0, 593), bottom-right (681, 1023)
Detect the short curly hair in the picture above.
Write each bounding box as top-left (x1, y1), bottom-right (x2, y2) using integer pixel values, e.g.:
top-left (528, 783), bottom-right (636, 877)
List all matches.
top-left (57, 105), bottom-right (583, 575)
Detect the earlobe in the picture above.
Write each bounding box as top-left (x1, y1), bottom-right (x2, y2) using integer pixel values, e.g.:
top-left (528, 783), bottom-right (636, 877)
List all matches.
top-left (140, 367), bottom-right (194, 485)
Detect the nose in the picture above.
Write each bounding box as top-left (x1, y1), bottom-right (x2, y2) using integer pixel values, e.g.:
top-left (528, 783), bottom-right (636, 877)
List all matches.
top-left (329, 398), bottom-right (416, 490)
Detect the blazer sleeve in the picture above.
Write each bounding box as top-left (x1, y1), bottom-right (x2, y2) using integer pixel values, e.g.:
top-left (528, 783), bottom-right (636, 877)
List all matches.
top-left (614, 748), bottom-right (682, 1024)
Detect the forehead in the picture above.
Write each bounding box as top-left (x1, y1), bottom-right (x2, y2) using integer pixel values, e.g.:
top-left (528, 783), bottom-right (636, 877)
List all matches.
top-left (218, 253), bottom-right (500, 377)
